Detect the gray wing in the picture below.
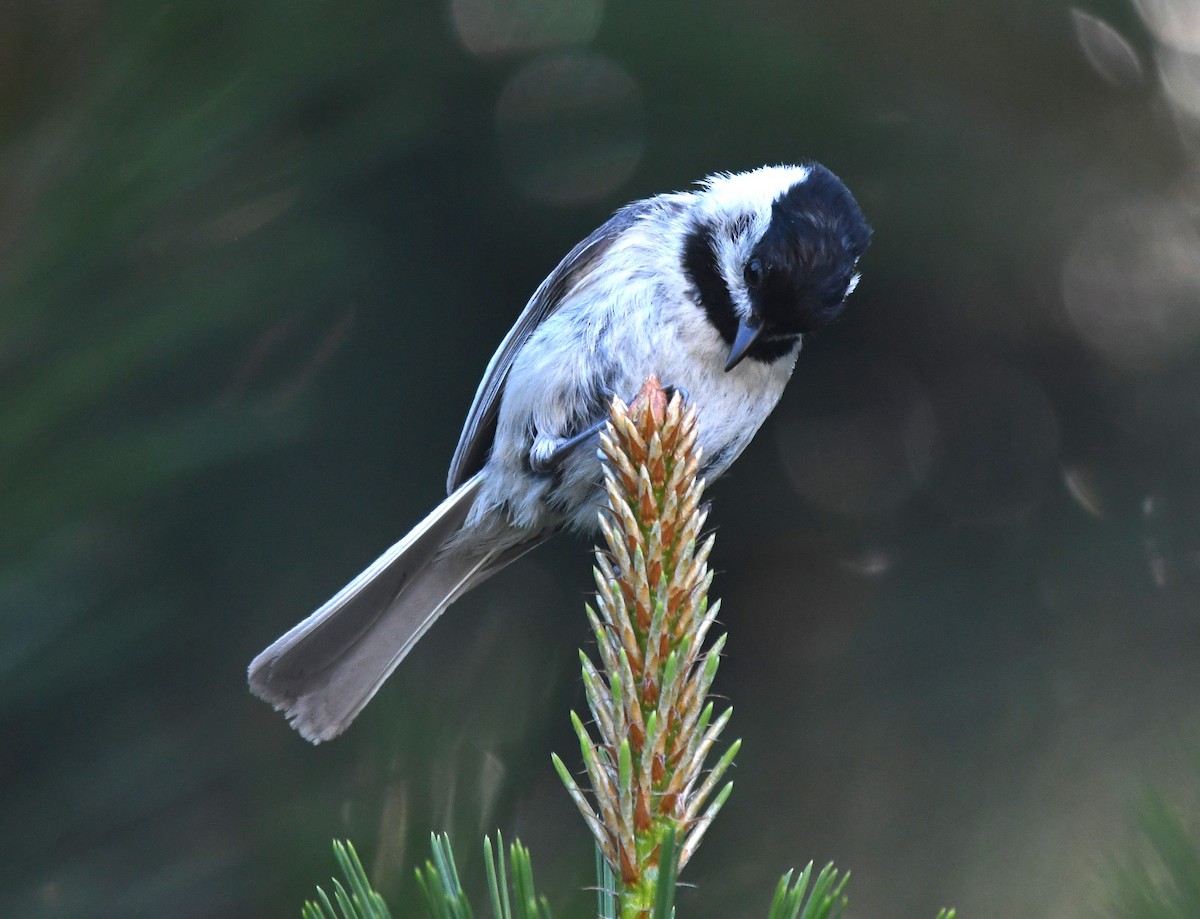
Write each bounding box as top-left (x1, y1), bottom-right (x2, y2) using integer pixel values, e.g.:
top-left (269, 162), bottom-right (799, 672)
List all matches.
top-left (446, 200), bottom-right (655, 493)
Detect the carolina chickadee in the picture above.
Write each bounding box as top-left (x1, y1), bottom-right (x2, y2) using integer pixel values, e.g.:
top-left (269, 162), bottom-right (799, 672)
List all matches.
top-left (249, 163), bottom-right (871, 742)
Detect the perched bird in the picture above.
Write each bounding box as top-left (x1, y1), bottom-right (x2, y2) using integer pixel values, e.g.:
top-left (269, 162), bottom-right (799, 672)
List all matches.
top-left (249, 163), bottom-right (871, 742)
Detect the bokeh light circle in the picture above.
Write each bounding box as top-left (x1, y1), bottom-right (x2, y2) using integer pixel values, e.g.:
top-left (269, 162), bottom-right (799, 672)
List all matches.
top-left (1134, 0), bottom-right (1200, 54)
top-left (1062, 197), bottom-right (1200, 372)
top-left (495, 51), bottom-right (644, 205)
top-left (1157, 45), bottom-right (1200, 124)
top-left (925, 360), bottom-right (1060, 525)
top-left (451, 0), bottom-right (604, 57)
top-left (775, 359), bottom-right (937, 518)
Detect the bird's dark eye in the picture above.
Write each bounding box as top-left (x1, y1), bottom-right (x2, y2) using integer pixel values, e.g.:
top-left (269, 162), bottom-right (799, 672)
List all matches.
top-left (743, 257), bottom-right (765, 288)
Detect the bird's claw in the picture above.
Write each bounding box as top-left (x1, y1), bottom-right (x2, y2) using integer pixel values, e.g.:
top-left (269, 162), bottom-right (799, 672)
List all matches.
top-left (662, 384), bottom-right (690, 404)
top-left (529, 385), bottom-right (688, 476)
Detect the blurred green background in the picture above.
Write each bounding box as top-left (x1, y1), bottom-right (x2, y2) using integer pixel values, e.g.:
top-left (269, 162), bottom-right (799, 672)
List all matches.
top-left (4, 0), bottom-right (1200, 916)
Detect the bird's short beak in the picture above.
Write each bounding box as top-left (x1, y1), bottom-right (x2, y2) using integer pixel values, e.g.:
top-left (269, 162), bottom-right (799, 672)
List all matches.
top-left (724, 316), bottom-right (764, 372)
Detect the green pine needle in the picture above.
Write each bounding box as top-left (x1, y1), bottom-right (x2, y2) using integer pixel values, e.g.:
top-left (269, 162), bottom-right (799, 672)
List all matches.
top-left (650, 825), bottom-right (679, 919)
top-left (303, 840), bottom-right (392, 919)
top-left (766, 862), bottom-right (848, 919)
top-left (411, 833), bottom-right (552, 919)
top-left (508, 838), bottom-right (554, 919)
top-left (595, 842), bottom-right (617, 919)
top-left (416, 833), bottom-right (473, 919)
top-left (484, 834), bottom-right (510, 919)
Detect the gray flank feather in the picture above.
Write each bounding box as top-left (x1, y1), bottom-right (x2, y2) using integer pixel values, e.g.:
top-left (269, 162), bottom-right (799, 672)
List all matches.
top-left (446, 202), bottom-right (651, 493)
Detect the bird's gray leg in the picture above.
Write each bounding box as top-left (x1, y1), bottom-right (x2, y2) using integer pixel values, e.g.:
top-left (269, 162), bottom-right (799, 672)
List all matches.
top-left (527, 385), bottom-right (691, 474)
top-left (529, 419), bottom-right (608, 474)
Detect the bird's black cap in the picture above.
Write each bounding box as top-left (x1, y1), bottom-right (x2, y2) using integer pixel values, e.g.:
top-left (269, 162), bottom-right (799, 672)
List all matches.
top-left (748, 164), bottom-right (872, 336)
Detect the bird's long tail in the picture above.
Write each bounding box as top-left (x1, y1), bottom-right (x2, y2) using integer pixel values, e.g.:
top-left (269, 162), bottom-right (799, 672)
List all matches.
top-left (248, 474), bottom-right (525, 743)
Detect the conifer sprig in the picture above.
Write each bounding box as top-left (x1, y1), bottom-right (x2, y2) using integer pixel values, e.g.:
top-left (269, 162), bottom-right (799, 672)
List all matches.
top-left (299, 379), bottom-right (959, 919)
top-left (553, 377), bottom-right (737, 918)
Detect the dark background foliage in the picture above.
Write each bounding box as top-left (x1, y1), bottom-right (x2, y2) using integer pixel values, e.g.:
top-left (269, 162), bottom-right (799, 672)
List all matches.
top-left (3, 1), bottom-right (1199, 916)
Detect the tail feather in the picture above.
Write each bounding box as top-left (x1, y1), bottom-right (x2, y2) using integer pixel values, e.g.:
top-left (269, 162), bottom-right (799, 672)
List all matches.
top-left (249, 474), bottom-right (491, 743)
